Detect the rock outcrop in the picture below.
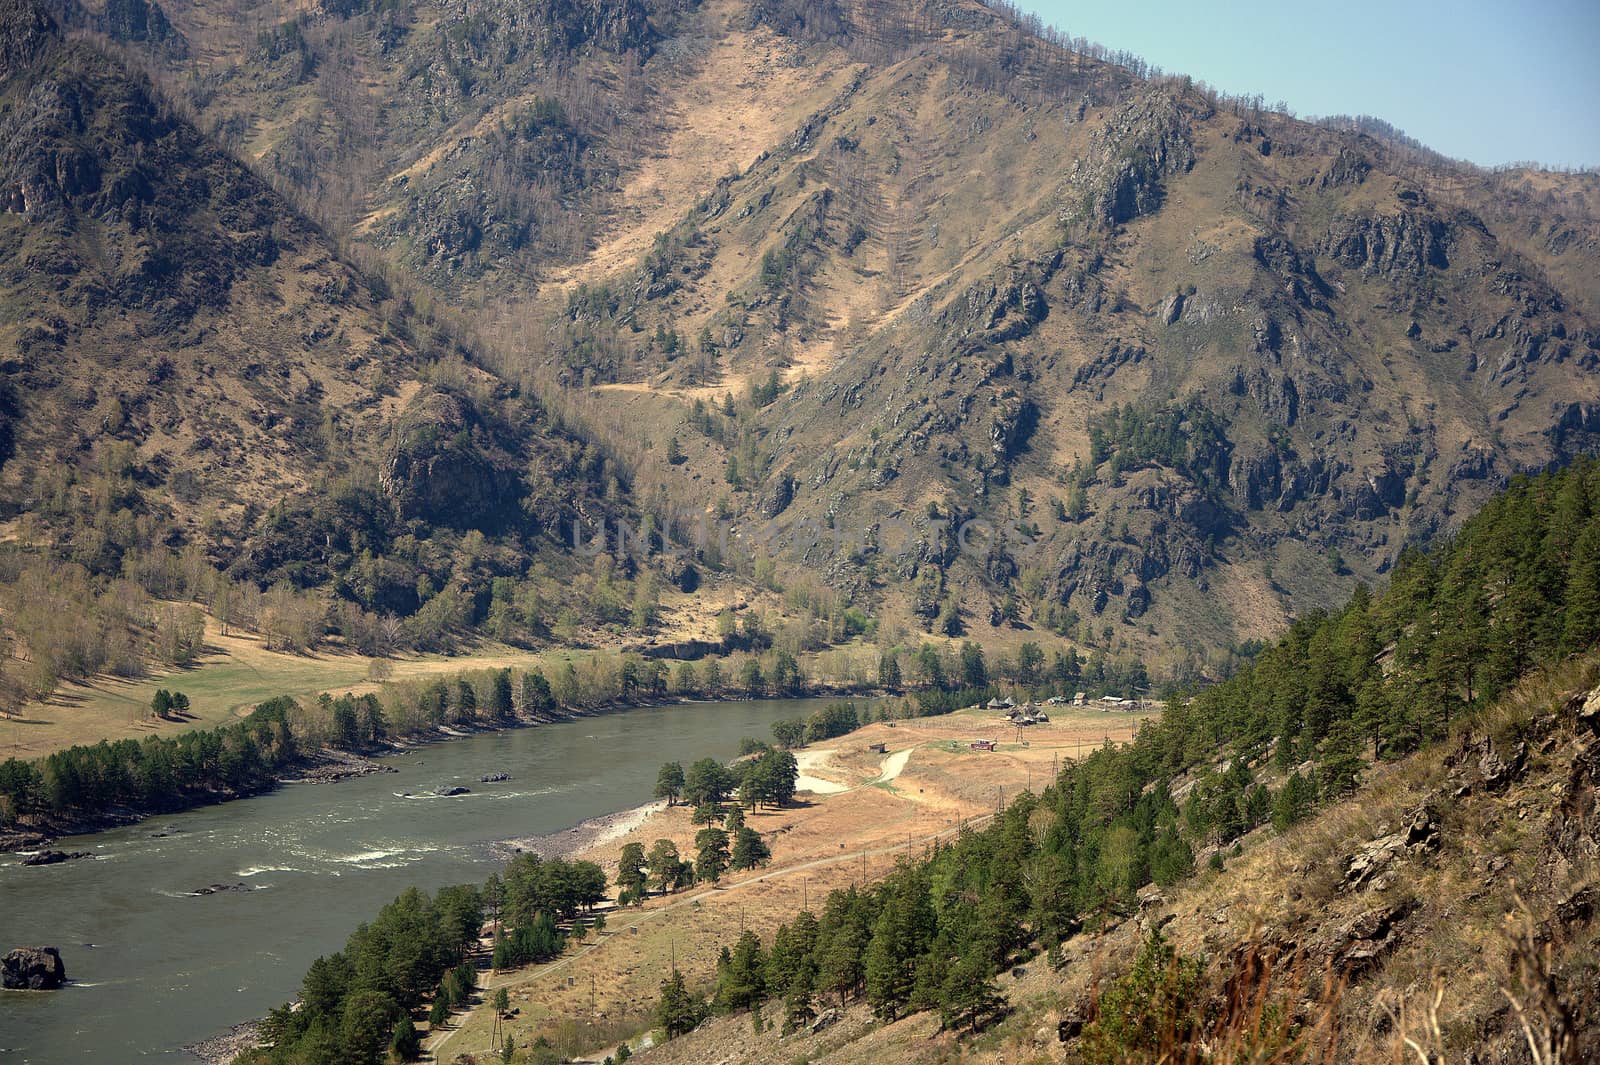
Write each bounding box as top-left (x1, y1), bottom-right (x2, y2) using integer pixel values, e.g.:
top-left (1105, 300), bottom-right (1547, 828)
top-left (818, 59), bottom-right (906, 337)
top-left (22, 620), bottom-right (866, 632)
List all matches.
top-left (19, 850), bottom-right (92, 866)
top-left (1067, 90), bottom-right (1195, 227)
top-left (1319, 207), bottom-right (1452, 276)
top-left (1340, 802), bottom-right (1441, 892)
top-left (381, 389), bottom-right (520, 528)
top-left (2, 946), bottom-right (65, 989)
top-left (1316, 900), bottom-right (1414, 977)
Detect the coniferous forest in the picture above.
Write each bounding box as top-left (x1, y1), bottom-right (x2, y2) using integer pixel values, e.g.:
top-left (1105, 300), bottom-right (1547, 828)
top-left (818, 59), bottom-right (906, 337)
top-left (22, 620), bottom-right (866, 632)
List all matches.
top-left (659, 459), bottom-right (1600, 1041)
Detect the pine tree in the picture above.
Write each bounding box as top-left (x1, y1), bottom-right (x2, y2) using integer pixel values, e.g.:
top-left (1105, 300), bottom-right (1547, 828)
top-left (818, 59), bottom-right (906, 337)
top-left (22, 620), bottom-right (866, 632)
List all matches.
top-left (454, 679), bottom-right (477, 723)
top-left (694, 826), bottom-right (731, 883)
top-left (1270, 771), bottom-right (1317, 832)
top-left (817, 921), bottom-right (866, 1006)
top-left (646, 839), bottom-right (682, 893)
top-left (337, 985), bottom-right (396, 1061)
top-left (878, 651), bottom-right (902, 689)
top-left (519, 670), bottom-right (556, 716)
top-left (491, 669), bottom-right (514, 721)
top-left (390, 1016), bottom-right (421, 1061)
top-left (654, 762), bottom-right (684, 806)
top-left (782, 960), bottom-right (817, 1034)
top-left (655, 969), bottom-right (700, 1040)
top-left (715, 930), bottom-right (766, 1012)
top-left (863, 902), bottom-right (914, 1020)
top-left (730, 827), bottom-right (770, 870)
top-left (1563, 524), bottom-right (1600, 654)
top-left (938, 952), bottom-right (1005, 1033)
top-left (1315, 721), bottom-right (1363, 799)
top-left (1149, 824), bottom-right (1194, 887)
top-left (616, 842), bottom-right (648, 902)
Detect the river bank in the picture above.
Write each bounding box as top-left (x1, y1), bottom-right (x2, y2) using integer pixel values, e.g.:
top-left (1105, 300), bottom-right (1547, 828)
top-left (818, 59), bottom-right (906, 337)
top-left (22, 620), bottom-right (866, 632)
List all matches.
top-left (183, 1022), bottom-right (263, 1065)
top-left (0, 696), bottom-right (856, 1062)
top-left (499, 798), bottom-right (668, 862)
top-left (2, 687), bottom-right (889, 854)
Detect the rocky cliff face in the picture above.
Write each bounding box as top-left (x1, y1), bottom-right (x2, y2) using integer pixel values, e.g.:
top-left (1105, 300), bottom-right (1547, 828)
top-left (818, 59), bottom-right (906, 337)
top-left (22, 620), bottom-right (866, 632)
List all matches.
top-left (381, 389), bottom-right (524, 528)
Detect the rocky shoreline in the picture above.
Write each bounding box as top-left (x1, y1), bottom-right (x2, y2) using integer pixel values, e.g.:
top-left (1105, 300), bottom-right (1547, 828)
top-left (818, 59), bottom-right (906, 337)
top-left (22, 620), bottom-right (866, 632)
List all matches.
top-left (184, 1022), bottom-right (261, 1065)
top-left (280, 749), bottom-right (399, 784)
top-left (499, 799), bottom-right (665, 862)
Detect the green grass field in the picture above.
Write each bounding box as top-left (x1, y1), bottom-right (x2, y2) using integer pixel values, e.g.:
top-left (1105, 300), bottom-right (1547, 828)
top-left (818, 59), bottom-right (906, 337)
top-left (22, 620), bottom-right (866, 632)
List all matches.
top-left (3, 619), bottom-right (573, 760)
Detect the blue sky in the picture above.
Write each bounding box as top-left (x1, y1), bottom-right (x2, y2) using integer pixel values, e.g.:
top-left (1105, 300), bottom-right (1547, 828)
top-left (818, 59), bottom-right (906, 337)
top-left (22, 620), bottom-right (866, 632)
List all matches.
top-left (1017, 0), bottom-right (1600, 169)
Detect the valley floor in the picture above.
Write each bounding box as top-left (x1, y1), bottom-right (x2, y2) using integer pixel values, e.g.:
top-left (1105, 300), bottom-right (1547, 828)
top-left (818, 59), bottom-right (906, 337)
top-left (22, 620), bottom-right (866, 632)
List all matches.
top-left (418, 706), bottom-right (1153, 1061)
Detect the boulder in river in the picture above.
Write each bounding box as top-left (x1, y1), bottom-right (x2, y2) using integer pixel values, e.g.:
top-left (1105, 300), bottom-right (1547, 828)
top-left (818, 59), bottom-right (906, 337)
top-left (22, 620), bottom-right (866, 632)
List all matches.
top-left (479, 772), bottom-right (510, 783)
top-left (3, 946), bottom-right (66, 989)
top-left (20, 850), bottom-right (93, 866)
top-left (433, 785), bottom-right (471, 796)
top-left (190, 883), bottom-right (254, 896)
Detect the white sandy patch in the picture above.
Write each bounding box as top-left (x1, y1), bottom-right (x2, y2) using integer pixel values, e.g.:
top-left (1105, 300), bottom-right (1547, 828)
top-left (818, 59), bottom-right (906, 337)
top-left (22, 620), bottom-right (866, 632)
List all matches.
top-left (793, 748), bottom-right (849, 794)
top-left (501, 800), bottom-right (667, 860)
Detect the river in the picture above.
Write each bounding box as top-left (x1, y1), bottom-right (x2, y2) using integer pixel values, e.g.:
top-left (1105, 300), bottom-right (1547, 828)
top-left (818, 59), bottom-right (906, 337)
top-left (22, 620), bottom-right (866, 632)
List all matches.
top-left (0, 697), bottom-right (840, 1062)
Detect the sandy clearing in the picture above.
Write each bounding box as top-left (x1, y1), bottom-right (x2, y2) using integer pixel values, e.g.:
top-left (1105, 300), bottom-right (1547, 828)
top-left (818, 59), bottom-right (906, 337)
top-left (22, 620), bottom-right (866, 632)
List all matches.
top-left (793, 744), bottom-right (915, 794)
top-left (793, 747), bottom-right (850, 794)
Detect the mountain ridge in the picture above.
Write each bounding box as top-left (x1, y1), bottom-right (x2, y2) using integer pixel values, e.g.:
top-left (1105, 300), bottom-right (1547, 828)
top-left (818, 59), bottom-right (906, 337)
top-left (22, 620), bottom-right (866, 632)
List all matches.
top-left (3, 0), bottom-right (1598, 675)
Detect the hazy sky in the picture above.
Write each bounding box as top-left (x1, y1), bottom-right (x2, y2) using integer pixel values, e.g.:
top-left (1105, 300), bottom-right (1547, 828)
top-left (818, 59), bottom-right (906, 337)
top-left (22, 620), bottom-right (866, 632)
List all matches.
top-left (1018, 0), bottom-right (1600, 169)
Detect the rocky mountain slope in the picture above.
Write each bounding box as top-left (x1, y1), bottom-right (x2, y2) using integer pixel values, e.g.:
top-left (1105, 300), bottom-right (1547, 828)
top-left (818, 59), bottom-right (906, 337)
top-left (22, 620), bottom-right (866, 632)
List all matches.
top-left (14, 0), bottom-right (1600, 669)
top-left (509, 3), bottom-right (1600, 660)
top-left (0, 0), bottom-right (624, 619)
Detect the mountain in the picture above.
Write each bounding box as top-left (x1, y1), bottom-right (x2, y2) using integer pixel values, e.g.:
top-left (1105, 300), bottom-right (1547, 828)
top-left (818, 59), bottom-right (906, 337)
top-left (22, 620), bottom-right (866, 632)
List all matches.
top-left (517, 0), bottom-right (1600, 662)
top-left (104, 0), bottom-right (1600, 670)
top-left (6, 0), bottom-right (1593, 681)
top-left (0, 0), bottom-right (625, 654)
